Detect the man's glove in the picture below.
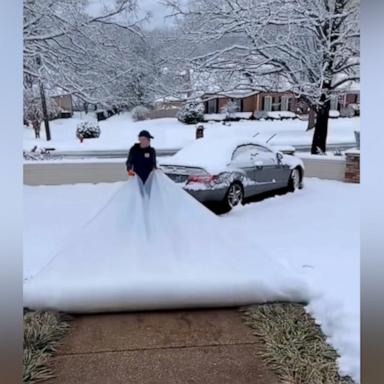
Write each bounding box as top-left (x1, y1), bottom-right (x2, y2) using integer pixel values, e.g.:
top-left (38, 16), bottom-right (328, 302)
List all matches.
top-left (127, 170), bottom-right (135, 176)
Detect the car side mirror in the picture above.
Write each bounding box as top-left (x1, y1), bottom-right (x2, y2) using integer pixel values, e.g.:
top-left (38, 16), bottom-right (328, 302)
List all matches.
top-left (276, 152), bottom-right (283, 162)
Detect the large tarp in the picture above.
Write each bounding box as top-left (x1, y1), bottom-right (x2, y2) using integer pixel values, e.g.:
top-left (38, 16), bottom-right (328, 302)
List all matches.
top-left (24, 171), bottom-right (310, 313)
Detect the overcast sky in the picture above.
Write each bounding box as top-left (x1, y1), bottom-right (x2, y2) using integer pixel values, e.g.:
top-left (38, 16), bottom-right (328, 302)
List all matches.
top-left (87, 0), bottom-right (173, 30)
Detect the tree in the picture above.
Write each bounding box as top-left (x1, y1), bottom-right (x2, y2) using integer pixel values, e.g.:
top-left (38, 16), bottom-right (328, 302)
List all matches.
top-left (23, 86), bottom-right (61, 139)
top-left (24, 0), bottom-right (149, 110)
top-left (165, 0), bottom-right (360, 153)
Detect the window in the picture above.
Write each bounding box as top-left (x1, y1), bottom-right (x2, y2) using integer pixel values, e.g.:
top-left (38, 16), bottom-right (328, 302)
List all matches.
top-left (272, 96), bottom-right (281, 111)
top-left (231, 144), bottom-right (271, 161)
top-left (281, 96), bottom-right (290, 111)
top-left (263, 96), bottom-right (272, 111)
top-left (330, 95), bottom-right (339, 110)
top-left (231, 98), bottom-right (242, 112)
top-left (207, 99), bottom-right (217, 114)
top-left (253, 145), bottom-right (272, 153)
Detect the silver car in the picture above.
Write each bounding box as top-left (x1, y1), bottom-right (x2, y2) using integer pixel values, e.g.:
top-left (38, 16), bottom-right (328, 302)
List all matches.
top-left (160, 137), bottom-right (304, 212)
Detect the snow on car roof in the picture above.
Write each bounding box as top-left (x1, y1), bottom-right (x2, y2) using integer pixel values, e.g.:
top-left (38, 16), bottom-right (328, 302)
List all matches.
top-left (159, 136), bottom-right (275, 174)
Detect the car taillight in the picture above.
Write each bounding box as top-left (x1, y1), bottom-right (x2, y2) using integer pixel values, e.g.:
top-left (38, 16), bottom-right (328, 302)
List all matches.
top-left (187, 175), bottom-right (218, 184)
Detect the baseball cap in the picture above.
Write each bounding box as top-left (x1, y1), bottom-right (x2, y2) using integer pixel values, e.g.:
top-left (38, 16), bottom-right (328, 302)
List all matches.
top-left (138, 130), bottom-right (154, 139)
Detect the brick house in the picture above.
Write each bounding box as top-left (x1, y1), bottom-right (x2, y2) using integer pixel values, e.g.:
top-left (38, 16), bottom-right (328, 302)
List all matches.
top-left (203, 87), bottom-right (360, 117)
top-left (202, 90), bottom-right (305, 115)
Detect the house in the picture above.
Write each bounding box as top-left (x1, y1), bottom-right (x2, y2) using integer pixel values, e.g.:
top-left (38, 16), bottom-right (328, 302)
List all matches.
top-left (202, 89), bottom-right (303, 115)
top-left (330, 77), bottom-right (360, 113)
top-left (153, 97), bottom-right (185, 110)
top-left (51, 94), bottom-right (73, 118)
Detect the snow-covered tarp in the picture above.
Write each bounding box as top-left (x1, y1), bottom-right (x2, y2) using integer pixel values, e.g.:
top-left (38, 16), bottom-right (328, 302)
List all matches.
top-left (24, 171), bottom-right (309, 313)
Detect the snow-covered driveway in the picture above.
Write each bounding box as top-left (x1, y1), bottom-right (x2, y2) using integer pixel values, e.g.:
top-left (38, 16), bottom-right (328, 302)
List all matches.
top-left (23, 177), bottom-right (359, 382)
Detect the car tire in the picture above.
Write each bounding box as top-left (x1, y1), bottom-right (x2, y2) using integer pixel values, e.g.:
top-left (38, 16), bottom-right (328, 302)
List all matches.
top-left (222, 182), bottom-right (244, 212)
top-left (287, 167), bottom-right (302, 192)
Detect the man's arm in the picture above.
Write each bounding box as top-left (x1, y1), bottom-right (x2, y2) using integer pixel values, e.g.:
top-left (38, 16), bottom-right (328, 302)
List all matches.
top-left (126, 147), bottom-right (134, 171)
top-left (152, 148), bottom-right (157, 169)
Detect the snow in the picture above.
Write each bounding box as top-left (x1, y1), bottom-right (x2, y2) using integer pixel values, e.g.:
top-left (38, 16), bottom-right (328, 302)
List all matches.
top-left (266, 111), bottom-right (297, 119)
top-left (159, 136), bottom-right (303, 174)
top-left (23, 176), bottom-right (359, 382)
top-left (204, 112), bottom-right (253, 121)
top-left (330, 110), bottom-right (341, 118)
top-left (224, 179), bottom-right (360, 382)
top-left (24, 172), bottom-right (310, 313)
top-left (23, 112), bottom-right (360, 152)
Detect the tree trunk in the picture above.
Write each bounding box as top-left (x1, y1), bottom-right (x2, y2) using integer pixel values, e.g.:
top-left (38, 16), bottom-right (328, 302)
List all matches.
top-left (39, 81), bottom-right (51, 141)
top-left (306, 107), bottom-right (316, 131)
top-left (311, 99), bottom-right (330, 154)
top-left (32, 120), bottom-right (40, 139)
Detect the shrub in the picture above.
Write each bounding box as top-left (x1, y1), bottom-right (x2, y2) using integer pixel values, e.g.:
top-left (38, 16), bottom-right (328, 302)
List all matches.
top-left (177, 101), bottom-right (205, 124)
top-left (76, 120), bottom-right (101, 139)
top-left (329, 110), bottom-right (340, 118)
top-left (132, 105), bottom-right (150, 121)
top-left (254, 110), bottom-right (268, 120)
top-left (220, 100), bottom-right (239, 119)
top-left (340, 105), bottom-right (356, 118)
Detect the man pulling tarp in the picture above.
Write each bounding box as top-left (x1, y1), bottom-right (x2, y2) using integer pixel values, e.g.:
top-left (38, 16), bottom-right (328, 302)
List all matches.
top-left (126, 130), bottom-right (157, 184)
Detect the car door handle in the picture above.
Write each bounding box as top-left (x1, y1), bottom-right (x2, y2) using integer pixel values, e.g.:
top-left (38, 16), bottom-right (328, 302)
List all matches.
top-left (254, 161), bottom-right (263, 169)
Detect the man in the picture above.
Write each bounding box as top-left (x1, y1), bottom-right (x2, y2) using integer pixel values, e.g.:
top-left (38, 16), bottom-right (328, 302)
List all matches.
top-left (126, 130), bottom-right (157, 184)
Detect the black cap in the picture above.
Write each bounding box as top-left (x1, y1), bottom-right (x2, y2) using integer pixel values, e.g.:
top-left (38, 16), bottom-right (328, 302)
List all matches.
top-left (138, 130), bottom-right (154, 139)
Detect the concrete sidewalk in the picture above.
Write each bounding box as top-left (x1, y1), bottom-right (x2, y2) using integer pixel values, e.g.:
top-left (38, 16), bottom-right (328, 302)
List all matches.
top-left (47, 308), bottom-right (280, 384)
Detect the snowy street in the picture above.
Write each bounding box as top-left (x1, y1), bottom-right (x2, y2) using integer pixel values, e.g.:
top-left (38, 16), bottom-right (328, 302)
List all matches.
top-left (23, 177), bottom-right (359, 382)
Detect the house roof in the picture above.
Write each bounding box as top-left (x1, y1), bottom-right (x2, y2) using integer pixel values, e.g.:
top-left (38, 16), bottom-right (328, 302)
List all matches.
top-left (202, 89), bottom-right (260, 101)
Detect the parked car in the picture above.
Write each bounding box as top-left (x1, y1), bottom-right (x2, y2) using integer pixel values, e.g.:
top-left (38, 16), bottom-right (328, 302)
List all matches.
top-left (159, 137), bottom-right (304, 212)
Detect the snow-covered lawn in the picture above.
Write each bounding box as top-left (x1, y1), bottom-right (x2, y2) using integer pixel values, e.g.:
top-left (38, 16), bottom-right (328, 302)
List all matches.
top-left (23, 112), bottom-right (360, 152)
top-left (224, 178), bottom-right (359, 382)
top-left (23, 177), bottom-right (359, 382)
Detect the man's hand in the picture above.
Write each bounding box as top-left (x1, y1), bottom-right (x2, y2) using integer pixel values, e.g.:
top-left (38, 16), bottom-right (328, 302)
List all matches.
top-left (127, 170), bottom-right (135, 176)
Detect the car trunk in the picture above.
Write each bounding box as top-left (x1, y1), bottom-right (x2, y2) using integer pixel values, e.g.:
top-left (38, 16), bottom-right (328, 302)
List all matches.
top-left (160, 165), bottom-right (209, 184)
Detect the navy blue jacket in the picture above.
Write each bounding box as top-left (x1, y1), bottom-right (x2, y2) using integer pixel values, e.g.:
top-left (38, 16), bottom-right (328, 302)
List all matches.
top-left (126, 143), bottom-right (157, 183)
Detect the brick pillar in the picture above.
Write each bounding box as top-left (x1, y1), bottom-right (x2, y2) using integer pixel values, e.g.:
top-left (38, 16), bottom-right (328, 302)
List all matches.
top-left (345, 150), bottom-right (360, 183)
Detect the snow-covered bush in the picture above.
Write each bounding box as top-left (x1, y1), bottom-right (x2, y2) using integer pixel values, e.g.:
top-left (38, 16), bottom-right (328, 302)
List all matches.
top-left (220, 100), bottom-right (239, 119)
top-left (177, 101), bottom-right (205, 124)
top-left (254, 111), bottom-right (268, 120)
top-left (350, 103), bottom-right (360, 116)
top-left (132, 105), bottom-right (150, 121)
top-left (329, 110), bottom-right (340, 118)
top-left (76, 121), bottom-right (101, 139)
top-left (340, 105), bottom-right (356, 118)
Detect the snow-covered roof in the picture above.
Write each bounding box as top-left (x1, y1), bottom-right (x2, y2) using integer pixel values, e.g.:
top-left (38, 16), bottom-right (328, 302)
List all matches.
top-left (202, 89), bottom-right (260, 100)
top-left (154, 96), bottom-right (184, 103)
top-left (332, 73), bottom-right (360, 92)
top-left (159, 136), bottom-right (277, 173)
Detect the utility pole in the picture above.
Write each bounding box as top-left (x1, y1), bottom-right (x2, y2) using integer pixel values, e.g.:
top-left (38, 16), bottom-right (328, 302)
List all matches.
top-left (36, 55), bottom-right (51, 141)
top-left (39, 80), bottom-right (51, 141)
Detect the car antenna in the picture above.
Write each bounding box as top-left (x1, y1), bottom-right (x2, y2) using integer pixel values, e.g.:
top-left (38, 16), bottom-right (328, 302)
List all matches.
top-left (252, 132), bottom-right (260, 137)
top-left (266, 133), bottom-right (277, 143)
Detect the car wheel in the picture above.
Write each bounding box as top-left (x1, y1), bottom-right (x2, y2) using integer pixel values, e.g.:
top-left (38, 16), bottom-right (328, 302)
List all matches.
top-left (288, 167), bottom-right (301, 192)
top-left (222, 182), bottom-right (244, 212)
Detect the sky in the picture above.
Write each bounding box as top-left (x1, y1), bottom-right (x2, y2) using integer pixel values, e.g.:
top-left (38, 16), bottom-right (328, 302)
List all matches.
top-left (87, 0), bottom-right (173, 30)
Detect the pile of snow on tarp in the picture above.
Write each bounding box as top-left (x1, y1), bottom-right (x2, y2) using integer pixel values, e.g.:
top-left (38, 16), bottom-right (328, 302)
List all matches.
top-left (24, 171), bottom-right (310, 313)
